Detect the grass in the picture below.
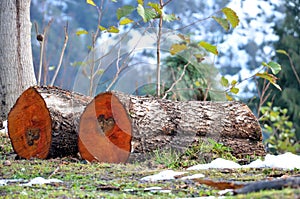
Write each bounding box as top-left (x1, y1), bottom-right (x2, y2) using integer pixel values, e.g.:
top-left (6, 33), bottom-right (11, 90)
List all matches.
top-left (1, 133), bottom-right (300, 198)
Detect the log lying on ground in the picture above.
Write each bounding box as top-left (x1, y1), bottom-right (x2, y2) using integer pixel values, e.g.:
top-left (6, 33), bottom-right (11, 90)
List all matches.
top-left (8, 86), bottom-right (92, 159)
top-left (78, 91), bottom-right (265, 163)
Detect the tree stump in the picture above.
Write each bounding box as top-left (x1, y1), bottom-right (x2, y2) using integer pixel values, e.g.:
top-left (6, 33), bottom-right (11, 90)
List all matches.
top-left (79, 91), bottom-right (265, 163)
top-left (8, 86), bottom-right (92, 159)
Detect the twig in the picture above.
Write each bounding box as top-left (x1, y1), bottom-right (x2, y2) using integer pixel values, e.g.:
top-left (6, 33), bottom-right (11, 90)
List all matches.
top-left (89, 0), bottom-right (104, 96)
top-left (48, 166), bottom-right (60, 179)
top-left (36, 19), bottom-right (53, 86)
top-left (286, 52), bottom-right (300, 85)
top-left (105, 25), bottom-right (152, 91)
top-left (105, 36), bottom-right (123, 91)
top-left (162, 61), bottom-right (191, 99)
top-left (50, 22), bottom-right (69, 86)
top-left (156, 0), bottom-right (164, 97)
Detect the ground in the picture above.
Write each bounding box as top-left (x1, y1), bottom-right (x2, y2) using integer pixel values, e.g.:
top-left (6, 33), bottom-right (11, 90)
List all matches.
top-left (0, 133), bottom-right (300, 198)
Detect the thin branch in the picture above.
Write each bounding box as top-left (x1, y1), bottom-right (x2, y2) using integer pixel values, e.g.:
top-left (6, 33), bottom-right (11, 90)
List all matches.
top-left (287, 52), bottom-right (300, 85)
top-left (105, 25), bottom-right (152, 91)
top-left (89, 1), bottom-right (104, 96)
top-left (203, 82), bottom-right (211, 101)
top-left (162, 0), bottom-right (173, 7)
top-left (105, 36), bottom-right (123, 91)
top-left (162, 61), bottom-right (191, 99)
top-left (36, 19), bottom-right (53, 86)
top-left (156, 0), bottom-right (164, 97)
top-left (50, 22), bottom-right (69, 86)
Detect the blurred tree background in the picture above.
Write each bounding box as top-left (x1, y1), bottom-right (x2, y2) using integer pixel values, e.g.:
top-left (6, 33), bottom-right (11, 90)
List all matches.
top-left (30, 0), bottom-right (299, 150)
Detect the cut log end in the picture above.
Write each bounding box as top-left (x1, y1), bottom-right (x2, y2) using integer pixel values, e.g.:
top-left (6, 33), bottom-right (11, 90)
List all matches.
top-left (8, 87), bottom-right (52, 159)
top-left (78, 92), bottom-right (132, 163)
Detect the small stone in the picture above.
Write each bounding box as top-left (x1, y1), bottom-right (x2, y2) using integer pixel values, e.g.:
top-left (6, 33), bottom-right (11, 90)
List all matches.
top-left (3, 160), bottom-right (11, 166)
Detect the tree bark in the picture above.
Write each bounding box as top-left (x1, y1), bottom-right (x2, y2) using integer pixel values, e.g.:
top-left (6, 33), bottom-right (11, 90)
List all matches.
top-left (79, 91), bottom-right (265, 163)
top-left (0, 0), bottom-right (36, 121)
top-left (8, 86), bottom-right (92, 159)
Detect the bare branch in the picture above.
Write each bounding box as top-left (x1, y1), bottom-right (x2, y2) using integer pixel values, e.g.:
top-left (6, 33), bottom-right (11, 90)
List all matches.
top-left (36, 19), bottom-right (53, 86)
top-left (50, 22), bottom-right (69, 86)
top-left (286, 52), bottom-right (300, 85)
top-left (162, 61), bottom-right (191, 99)
top-left (89, 0), bottom-right (104, 96)
top-left (156, 0), bottom-right (164, 97)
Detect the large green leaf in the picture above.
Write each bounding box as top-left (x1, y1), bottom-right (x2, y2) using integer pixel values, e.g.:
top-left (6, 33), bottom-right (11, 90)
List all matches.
top-left (137, 4), bottom-right (157, 22)
top-left (198, 41), bottom-right (218, 55)
top-left (212, 16), bottom-right (229, 31)
top-left (268, 61), bottom-right (282, 75)
top-left (170, 44), bottom-right (187, 55)
top-left (116, 5), bottom-right (135, 20)
top-left (221, 7), bottom-right (239, 28)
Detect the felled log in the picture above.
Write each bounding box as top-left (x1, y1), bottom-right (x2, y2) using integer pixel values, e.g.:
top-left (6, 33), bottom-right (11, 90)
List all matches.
top-left (8, 86), bottom-right (92, 159)
top-left (78, 91), bottom-right (265, 163)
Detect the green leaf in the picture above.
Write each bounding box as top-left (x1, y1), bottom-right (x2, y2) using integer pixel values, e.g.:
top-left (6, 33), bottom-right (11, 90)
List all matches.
top-left (86, 0), bottom-right (96, 6)
top-left (170, 44), bottom-right (187, 55)
top-left (221, 76), bottom-right (229, 87)
top-left (193, 54), bottom-right (205, 62)
top-left (268, 61), bottom-right (282, 75)
top-left (198, 41), bottom-right (218, 55)
top-left (194, 81), bottom-right (201, 87)
top-left (255, 72), bottom-right (282, 91)
top-left (225, 93), bottom-right (233, 101)
top-left (163, 14), bottom-right (177, 22)
top-left (212, 16), bottom-right (229, 31)
top-left (148, 2), bottom-right (162, 14)
top-left (98, 25), bottom-right (107, 31)
top-left (177, 34), bottom-right (190, 44)
top-left (119, 17), bottom-right (134, 25)
top-left (221, 7), bottom-right (239, 28)
top-left (276, 49), bottom-right (288, 56)
top-left (137, 0), bottom-right (144, 5)
top-left (76, 29), bottom-right (88, 36)
top-left (107, 26), bottom-right (119, 33)
top-left (137, 4), bottom-right (156, 22)
top-left (231, 79), bottom-right (237, 86)
top-left (117, 5), bottom-right (135, 20)
top-left (230, 87), bottom-right (239, 94)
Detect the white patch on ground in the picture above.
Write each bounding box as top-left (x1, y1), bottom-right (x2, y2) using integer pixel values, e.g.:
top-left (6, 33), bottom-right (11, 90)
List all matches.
top-left (242, 152), bottom-right (300, 170)
top-left (140, 152), bottom-right (300, 182)
top-left (21, 177), bottom-right (63, 186)
top-left (187, 152), bottom-right (300, 170)
top-left (187, 158), bottom-right (242, 170)
top-left (0, 177), bottom-right (63, 187)
top-left (181, 173), bottom-right (205, 180)
top-left (140, 170), bottom-right (187, 182)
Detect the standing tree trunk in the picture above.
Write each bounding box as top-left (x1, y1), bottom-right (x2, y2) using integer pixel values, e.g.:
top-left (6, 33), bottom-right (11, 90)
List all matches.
top-left (0, 0), bottom-right (36, 121)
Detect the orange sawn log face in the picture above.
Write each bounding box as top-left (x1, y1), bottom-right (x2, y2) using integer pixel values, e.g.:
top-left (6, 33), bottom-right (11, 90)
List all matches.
top-left (8, 87), bottom-right (52, 159)
top-left (78, 92), bottom-right (132, 163)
